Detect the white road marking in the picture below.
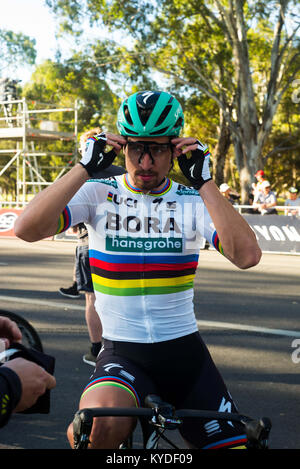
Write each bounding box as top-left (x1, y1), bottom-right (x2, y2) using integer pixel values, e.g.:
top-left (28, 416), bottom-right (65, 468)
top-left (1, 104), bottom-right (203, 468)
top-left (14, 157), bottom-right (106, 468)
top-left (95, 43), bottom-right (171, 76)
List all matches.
top-left (0, 295), bottom-right (299, 338)
top-left (197, 320), bottom-right (300, 338)
top-left (0, 294), bottom-right (84, 311)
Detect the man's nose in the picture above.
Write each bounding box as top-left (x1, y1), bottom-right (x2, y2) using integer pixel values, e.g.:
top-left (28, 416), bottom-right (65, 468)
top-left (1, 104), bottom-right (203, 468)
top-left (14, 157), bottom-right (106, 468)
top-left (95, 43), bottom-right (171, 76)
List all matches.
top-left (139, 152), bottom-right (154, 169)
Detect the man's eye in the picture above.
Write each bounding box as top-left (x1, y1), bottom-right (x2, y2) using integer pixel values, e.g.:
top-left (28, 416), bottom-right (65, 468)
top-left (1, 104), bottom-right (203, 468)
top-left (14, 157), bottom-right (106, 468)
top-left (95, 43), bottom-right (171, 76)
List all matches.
top-left (130, 144), bottom-right (143, 152)
top-left (151, 145), bottom-right (169, 154)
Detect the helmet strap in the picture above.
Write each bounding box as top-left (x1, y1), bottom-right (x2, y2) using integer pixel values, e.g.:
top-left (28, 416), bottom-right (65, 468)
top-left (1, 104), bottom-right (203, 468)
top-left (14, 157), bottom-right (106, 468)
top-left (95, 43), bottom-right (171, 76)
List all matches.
top-left (157, 176), bottom-right (166, 187)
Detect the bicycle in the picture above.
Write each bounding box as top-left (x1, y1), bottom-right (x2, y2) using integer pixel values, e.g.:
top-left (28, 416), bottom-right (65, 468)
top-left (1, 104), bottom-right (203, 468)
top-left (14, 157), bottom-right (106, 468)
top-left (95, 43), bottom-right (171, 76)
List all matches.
top-left (72, 394), bottom-right (272, 450)
top-left (0, 309), bottom-right (43, 352)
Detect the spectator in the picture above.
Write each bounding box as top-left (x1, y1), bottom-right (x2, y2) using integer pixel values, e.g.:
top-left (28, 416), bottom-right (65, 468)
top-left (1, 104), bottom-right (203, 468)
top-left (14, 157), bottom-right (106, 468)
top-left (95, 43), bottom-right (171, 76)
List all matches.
top-left (0, 316), bottom-right (56, 428)
top-left (253, 181), bottom-right (278, 215)
top-left (219, 183), bottom-right (240, 205)
top-left (284, 187), bottom-right (300, 217)
top-left (59, 222), bottom-right (103, 365)
top-left (252, 170), bottom-right (266, 199)
top-left (254, 170), bottom-right (266, 187)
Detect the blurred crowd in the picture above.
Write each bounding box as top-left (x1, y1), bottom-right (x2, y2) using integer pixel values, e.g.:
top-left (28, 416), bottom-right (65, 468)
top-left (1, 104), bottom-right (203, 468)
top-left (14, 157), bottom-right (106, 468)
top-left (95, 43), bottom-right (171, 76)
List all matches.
top-left (219, 170), bottom-right (299, 217)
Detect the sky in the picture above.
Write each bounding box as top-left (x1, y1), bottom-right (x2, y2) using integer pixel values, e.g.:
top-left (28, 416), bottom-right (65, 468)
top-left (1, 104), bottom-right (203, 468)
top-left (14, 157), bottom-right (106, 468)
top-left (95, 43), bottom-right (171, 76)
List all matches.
top-left (0, 0), bottom-right (61, 82)
top-left (0, 0), bottom-right (103, 84)
top-left (0, 0), bottom-right (133, 85)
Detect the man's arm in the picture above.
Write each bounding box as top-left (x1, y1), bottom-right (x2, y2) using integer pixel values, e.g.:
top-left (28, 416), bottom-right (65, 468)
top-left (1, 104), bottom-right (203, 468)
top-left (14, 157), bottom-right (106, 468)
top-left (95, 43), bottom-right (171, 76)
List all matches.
top-left (173, 137), bottom-right (261, 269)
top-left (199, 180), bottom-right (261, 269)
top-left (14, 133), bottom-right (126, 242)
top-left (14, 164), bottom-right (88, 242)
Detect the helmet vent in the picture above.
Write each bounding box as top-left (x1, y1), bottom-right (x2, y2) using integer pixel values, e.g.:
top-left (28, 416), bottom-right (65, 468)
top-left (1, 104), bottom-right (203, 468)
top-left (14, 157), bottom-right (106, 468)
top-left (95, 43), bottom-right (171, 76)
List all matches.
top-left (155, 105), bottom-right (171, 127)
top-left (138, 108), bottom-right (152, 126)
top-left (124, 105), bottom-right (133, 125)
top-left (175, 117), bottom-right (183, 128)
top-left (123, 126), bottom-right (138, 135)
top-left (150, 127), bottom-right (169, 135)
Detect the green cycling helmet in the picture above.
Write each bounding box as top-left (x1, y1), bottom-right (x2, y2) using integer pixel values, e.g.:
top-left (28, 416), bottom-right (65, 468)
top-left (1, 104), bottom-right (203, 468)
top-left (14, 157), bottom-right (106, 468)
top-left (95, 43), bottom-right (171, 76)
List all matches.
top-left (117, 90), bottom-right (184, 137)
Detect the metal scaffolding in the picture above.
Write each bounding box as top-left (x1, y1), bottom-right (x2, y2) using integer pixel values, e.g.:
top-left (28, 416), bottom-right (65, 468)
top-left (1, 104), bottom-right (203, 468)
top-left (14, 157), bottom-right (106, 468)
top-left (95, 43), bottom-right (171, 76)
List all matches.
top-left (0, 81), bottom-right (78, 207)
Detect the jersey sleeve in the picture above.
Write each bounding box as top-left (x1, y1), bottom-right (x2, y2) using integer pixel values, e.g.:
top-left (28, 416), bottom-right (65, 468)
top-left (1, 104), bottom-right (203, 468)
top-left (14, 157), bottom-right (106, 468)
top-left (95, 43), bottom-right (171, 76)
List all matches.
top-left (195, 198), bottom-right (224, 255)
top-left (56, 180), bottom-right (107, 234)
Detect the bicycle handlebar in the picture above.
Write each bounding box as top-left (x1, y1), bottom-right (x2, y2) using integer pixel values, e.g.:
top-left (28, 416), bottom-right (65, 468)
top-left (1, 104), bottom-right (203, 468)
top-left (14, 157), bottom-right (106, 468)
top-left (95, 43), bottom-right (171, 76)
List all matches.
top-left (72, 394), bottom-right (272, 450)
top-left (75, 406), bottom-right (251, 423)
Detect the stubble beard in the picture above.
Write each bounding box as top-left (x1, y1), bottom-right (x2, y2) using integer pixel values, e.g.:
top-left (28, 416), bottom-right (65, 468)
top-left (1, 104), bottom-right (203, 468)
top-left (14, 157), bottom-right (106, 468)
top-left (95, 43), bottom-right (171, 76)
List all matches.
top-left (132, 171), bottom-right (160, 192)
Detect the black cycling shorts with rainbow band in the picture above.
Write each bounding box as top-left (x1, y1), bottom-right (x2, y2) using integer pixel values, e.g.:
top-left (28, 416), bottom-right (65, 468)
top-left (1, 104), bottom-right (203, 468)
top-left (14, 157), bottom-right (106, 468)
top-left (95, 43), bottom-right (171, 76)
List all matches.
top-left (79, 332), bottom-right (247, 449)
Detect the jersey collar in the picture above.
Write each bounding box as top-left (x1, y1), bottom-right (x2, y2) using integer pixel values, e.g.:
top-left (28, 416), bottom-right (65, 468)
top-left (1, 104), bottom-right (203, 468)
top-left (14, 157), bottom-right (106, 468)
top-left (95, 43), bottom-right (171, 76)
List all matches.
top-left (123, 173), bottom-right (172, 196)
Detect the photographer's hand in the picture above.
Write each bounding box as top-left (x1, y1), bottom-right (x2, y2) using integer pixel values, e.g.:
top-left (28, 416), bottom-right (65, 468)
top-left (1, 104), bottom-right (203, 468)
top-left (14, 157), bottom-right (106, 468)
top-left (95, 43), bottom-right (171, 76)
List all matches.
top-left (0, 316), bottom-right (22, 349)
top-left (4, 358), bottom-right (56, 412)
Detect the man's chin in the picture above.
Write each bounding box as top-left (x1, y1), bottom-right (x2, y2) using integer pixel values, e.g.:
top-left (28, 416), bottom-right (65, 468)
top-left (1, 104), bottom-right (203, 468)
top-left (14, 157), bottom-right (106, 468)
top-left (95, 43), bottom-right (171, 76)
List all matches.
top-left (134, 174), bottom-right (158, 190)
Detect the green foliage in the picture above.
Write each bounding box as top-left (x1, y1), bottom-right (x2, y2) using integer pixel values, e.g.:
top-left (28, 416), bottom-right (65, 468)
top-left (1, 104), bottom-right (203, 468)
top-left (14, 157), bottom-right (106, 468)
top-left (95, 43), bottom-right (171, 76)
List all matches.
top-left (263, 87), bottom-right (300, 194)
top-left (23, 53), bottom-right (122, 130)
top-left (0, 29), bottom-right (36, 72)
top-left (2, 1), bottom-right (299, 199)
top-left (15, 57), bottom-right (120, 193)
top-left (42, 0), bottom-right (300, 196)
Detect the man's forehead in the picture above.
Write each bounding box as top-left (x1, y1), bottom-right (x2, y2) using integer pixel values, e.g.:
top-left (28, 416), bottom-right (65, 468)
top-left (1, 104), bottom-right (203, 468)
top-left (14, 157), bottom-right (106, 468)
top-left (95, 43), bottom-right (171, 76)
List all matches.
top-left (127, 136), bottom-right (170, 143)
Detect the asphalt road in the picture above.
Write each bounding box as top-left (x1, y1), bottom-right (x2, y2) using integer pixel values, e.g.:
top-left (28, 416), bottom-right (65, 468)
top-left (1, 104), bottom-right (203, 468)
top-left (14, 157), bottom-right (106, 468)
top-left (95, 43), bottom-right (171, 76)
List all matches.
top-left (0, 237), bottom-right (299, 450)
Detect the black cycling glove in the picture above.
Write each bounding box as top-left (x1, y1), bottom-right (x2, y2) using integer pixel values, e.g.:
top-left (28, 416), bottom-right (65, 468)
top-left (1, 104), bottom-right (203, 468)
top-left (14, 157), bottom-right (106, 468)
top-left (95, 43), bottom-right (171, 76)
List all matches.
top-left (79, 133), bottom-right (117, 177)
top-left (177, 140), bottom-right (212, 190)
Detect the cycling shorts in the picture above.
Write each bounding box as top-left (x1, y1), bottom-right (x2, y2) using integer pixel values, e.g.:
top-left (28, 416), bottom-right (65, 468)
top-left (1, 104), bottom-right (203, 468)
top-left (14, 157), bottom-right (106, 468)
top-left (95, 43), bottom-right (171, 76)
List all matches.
top-left (82, 332), bottom-right (247, 449)
top-left (75, 245), bottom-right (93, 293)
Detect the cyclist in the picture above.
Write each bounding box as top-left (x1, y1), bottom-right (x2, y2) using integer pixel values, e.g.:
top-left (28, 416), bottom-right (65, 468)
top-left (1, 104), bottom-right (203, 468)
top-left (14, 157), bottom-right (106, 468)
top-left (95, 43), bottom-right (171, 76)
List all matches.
top-left (15, 90), bottom-right (261, 449)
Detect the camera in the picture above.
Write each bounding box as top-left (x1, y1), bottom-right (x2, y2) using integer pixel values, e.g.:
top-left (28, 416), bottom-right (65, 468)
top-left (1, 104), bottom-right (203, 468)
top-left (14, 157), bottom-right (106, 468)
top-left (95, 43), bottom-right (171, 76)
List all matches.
top-left (0, 343), bottom-right (55, 413)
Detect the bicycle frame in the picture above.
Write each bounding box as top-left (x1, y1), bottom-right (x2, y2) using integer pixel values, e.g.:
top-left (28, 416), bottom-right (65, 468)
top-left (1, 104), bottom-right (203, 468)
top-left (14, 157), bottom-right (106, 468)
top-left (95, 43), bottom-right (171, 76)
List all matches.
top-left (72, 394), bottom-right (271, 449)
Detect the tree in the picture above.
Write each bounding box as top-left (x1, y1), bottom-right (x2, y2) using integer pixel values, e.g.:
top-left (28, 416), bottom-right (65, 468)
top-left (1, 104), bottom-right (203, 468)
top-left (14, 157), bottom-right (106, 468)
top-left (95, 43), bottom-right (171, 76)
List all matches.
top-left (23, 55), bottom-right (118, 131)
top-left (16, 57), bottom-right (121, 193)
top-left (263, 83), bottom-right (300, 193)
top-left (0, 29), bottom-right (36, 75)
top-left (0, 30), bottom-right (37, 199)
top-left (46, 0), bottom-right (300, 201)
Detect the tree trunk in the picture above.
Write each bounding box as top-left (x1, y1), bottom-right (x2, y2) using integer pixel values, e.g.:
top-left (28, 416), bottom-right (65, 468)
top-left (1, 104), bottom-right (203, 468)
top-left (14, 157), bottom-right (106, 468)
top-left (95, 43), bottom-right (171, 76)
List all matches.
top-left (232, 134), bottom-right (264, 203)
top-left (212, 108), bottom-right (231, 186)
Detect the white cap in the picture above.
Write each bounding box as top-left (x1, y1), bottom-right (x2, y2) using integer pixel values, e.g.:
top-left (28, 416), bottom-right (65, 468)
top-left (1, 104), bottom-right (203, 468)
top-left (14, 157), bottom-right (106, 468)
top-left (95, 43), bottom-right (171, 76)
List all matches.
top-left (261, 180), bottom-right (271, 188)
top-left (219, 183), bottom-right (230, 192)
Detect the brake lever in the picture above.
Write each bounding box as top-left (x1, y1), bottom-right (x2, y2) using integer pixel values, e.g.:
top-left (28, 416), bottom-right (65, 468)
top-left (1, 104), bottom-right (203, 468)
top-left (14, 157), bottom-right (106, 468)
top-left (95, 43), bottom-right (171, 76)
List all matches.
top-left (245, 417), bottom-right (272, 449)
top-left (73, 409), bottom-right (94, 449)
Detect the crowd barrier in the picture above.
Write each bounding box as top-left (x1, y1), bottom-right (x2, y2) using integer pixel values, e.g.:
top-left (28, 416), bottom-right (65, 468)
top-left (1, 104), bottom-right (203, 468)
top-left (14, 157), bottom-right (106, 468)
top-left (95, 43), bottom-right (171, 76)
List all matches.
top-left (1, 208), bottom-right (299, 254)
top-left (242, 214), bottom-right (300, 254)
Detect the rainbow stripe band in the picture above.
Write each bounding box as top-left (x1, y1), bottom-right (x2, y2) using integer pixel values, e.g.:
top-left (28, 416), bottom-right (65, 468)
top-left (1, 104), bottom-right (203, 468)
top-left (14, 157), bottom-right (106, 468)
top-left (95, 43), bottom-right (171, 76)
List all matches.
top-left (204, 148), bottom-right (211, 158)
top-left (56, 206), bottom-right (71, 234)
top-left (80, 377), bottom-right (140, 407)
top-left (123, 174), bottom-right (172, 196)
top-left (203, 434), bottom-right (247, 449)
top-left (89, 250), bottom-right (199, 296)
top-left (212, 231), bottom-right (224, 255)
